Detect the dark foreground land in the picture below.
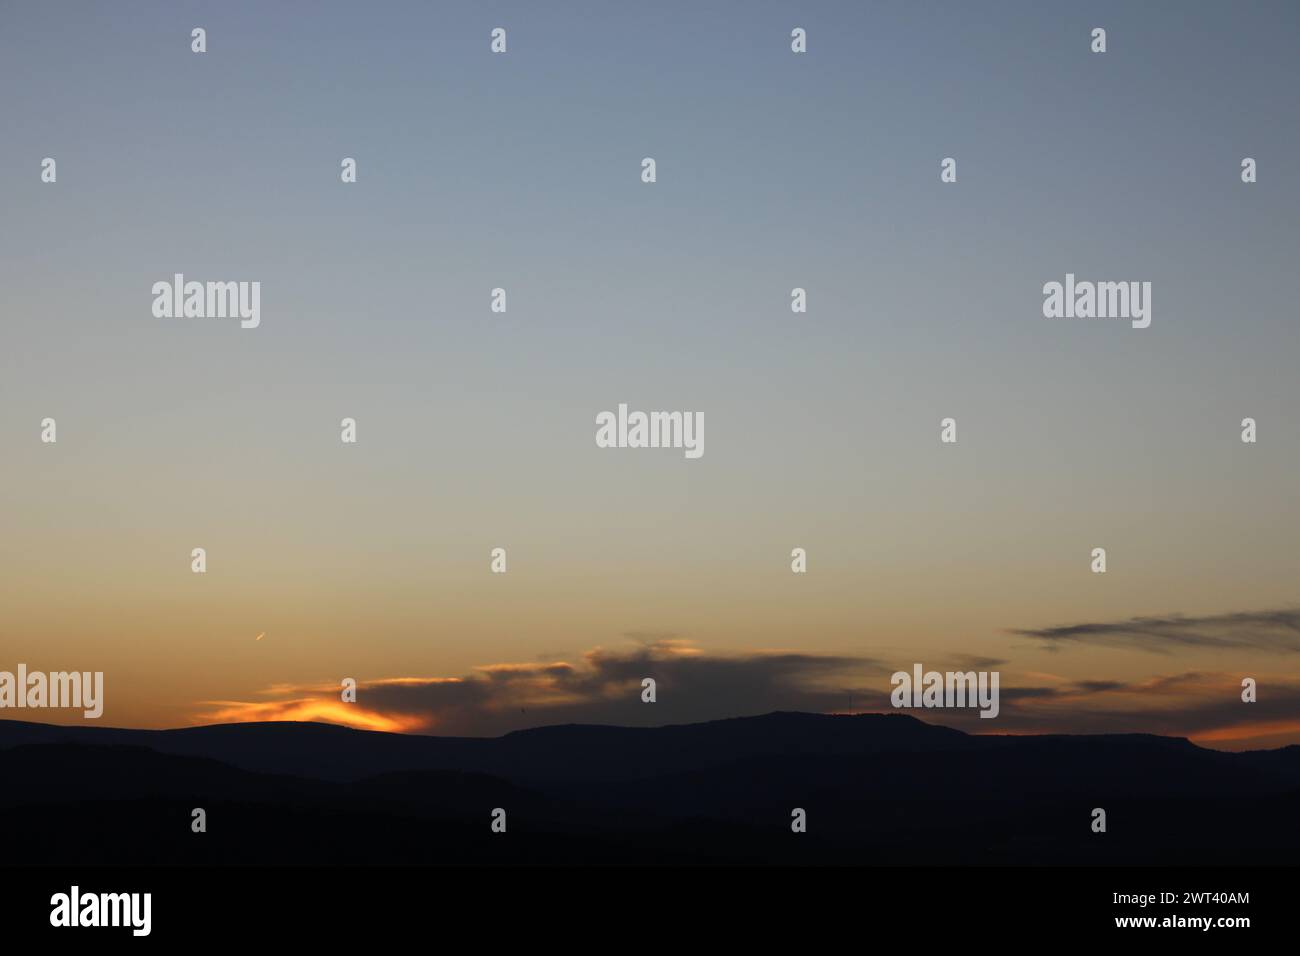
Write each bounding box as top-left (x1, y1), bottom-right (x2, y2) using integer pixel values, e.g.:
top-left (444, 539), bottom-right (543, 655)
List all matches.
top-left (1, 711), bottom-right (1296, 864)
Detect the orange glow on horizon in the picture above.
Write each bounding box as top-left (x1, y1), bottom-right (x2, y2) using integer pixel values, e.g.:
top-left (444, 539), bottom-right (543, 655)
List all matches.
top-left (195, 698), bottom-right (430, 734)
top-left (1189, 718), bottom-right (1300, 744)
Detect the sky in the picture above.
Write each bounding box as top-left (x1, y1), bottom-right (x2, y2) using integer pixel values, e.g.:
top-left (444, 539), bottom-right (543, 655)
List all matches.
top-left (2, 1), bottom-right (1298, 749)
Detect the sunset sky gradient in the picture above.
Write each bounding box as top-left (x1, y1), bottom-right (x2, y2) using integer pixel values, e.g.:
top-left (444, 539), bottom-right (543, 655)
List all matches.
top-left (2, 1), bottom-right (1299, 751)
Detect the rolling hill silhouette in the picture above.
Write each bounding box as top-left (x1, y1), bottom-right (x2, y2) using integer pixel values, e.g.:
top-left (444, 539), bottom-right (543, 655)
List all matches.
top-left (2, 712), bottom-right (1296, 864)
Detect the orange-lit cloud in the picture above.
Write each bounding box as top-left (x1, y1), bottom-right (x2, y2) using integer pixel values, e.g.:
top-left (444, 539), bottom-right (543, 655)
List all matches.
top-left (197, 697), bottom-right (430, 733)
top-left (189, 640), bottom-right (1300, 751)
top-left (1189, 719), bottom-right (1300, 744)
top-left (190, 639), bottom-right (884, 736)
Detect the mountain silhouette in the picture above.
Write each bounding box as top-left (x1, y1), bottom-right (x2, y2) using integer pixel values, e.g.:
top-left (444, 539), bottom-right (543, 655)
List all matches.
top-left (2, 712), bottom-right (1296, 864)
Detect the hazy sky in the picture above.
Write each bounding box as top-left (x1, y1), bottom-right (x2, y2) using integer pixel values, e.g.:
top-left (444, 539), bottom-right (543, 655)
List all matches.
top-left (2, 1), bottom-right (1298, 748)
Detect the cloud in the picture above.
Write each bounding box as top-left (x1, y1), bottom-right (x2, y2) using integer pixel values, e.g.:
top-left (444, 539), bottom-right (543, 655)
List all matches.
top-left (929, 669), bottom-right (1300, 749)
top-left (196, 697), bottom-right (428, 734)
top-left (1011, 607), bottom-right (1300, 655)
top-left (196, 639), bottom-right (891, 736)
top-left (193, 634), bottom-right (1300, 750)
top-left (945, 654), bottom-right (1009, 670)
